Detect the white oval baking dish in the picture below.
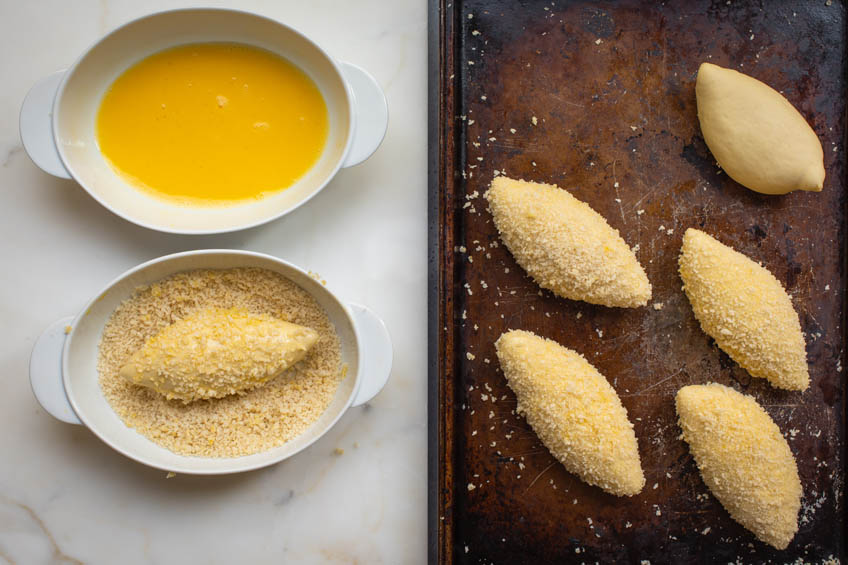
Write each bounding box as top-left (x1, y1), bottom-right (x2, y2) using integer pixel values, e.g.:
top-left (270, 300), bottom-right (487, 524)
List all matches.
top-left (20, 8), bottom-right (388, 234)
top-left (29, 249), bottom-right (392, 474)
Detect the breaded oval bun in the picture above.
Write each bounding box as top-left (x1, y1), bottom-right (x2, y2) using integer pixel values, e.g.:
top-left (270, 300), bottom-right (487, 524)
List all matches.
top-left (120, 307), bottom-right (319, 402)
top-left (679, 228), bottom-right (809, 390)
top-left (675, 383), bottom-right (802, 549)
top-left (495, 330), bottom-right (645, 496)
top-left (485, 176), bottom-right (651, 308)
top-left (696, 62), bottom-right (824, 195)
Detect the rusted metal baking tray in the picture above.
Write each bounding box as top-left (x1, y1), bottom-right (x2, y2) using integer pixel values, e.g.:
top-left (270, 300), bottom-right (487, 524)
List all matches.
top-left (428, 0), bottom-right (846, 562)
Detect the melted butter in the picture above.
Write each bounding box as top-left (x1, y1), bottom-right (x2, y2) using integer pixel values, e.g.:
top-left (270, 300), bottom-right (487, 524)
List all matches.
top-left (96, 43), bottom-right (329, 205)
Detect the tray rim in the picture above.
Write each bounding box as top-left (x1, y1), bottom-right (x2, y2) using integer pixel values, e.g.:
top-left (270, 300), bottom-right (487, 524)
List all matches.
top-left (426, 0), bottom-right (437, 558)
top-left (427, 0), bottom-right (448, 562)
top-left (427, 1), bottom-right (848, 562)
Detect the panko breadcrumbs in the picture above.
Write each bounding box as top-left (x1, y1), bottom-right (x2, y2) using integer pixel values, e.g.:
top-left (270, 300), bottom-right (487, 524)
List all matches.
top-left (676, 383), bottom-right (802, 549)
top-left (97, 268), bottom-right (343, 458)
top-left (119, 307), bottom-right (319, 402)
top-left (678, 228), bottom-right (809, 390)
top-left (494, 329), bottom-right (645, 497)
top-left (485, 176), bottom-right (651, 308)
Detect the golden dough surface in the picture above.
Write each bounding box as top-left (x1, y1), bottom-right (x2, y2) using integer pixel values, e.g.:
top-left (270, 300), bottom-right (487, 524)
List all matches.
top-left (696, 62), bottom-right (824, 195)
top-left (485, 176), bottom-right (651, 308)
top-left (679, 228), bottom-right (809, 390)
top-left (676, 383), bottom-right (802, 549)
top-left (495, 330), bottom-right (645, 496)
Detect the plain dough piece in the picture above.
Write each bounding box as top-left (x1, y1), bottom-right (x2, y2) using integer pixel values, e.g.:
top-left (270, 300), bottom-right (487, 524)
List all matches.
top-left (678, 228), bottom-right (809, 390)
top-left (485, 176), bottom-right (651, 307)
top-left (495, 329), bottom-right (645, 496)
top-left (676, 383), bottom-right (802, 549)
top-left (696, 62), bottom-right (824, 195)
top-left (120, 307), bottom-right (319, 402)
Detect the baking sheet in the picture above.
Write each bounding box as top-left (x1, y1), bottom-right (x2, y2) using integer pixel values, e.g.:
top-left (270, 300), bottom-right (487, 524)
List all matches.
top-left (429, 0), bottom-right (846, 562)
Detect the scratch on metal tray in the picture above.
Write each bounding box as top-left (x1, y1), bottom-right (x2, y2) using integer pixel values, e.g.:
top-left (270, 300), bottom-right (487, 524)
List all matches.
top-left (548, 92), bottom-right (585, 108)
top-left (624, 367), bottom-right (685, 396)
top-left (524, 462), bottom-right (556, 493)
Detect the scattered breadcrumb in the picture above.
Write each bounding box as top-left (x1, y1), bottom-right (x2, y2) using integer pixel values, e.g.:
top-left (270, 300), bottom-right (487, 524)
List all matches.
top-left (98, 268), bottom-right (343, 458)
top-left (653, 302), bottom-right (664, 311)
top-left (64, 325), bottom-right (72, 335)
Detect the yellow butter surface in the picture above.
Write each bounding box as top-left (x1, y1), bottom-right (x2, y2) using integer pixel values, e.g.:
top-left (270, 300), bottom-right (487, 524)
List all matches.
top-left (97, 43), bottom-right (328, 204)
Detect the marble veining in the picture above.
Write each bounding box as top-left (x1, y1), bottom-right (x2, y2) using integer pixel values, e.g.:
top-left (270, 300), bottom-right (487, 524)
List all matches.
top-left (0, 494), bottom-right (84, 564)
top-left (2, 145), bottom-right (22, 168)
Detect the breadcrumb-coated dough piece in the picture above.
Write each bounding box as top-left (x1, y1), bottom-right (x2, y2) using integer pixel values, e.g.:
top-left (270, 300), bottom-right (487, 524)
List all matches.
top-left (120, 307), bottom-right (318, 402)
top-left (679, 228), bottom-right (809, 390)
top-left (485, 176), bottom-right (651, 308)
top-left (495, 330), bottom-right (645, 496)
top-left (696, 62), bottom-right (824, 195)
top-left (676, 383), bottom-right (802, 549)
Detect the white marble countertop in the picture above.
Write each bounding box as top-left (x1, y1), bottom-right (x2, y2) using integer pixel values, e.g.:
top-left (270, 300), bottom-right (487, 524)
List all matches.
top-left (0, 1), bottom-right (427, 563)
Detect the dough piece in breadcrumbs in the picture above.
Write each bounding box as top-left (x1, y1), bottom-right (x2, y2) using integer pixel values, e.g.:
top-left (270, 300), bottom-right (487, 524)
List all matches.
top-left (679, 228), bottom-right (809, 390)
top-left (676, 383), bottom-right (801, 550)
top-left (485, 176), bottom-right (651, 308)
top-left (495, 330), bottom-right (645, 496)
top-left (98, 268), bottom-right (342, 458)
top-left (120, 307), bottom-right (319, 402)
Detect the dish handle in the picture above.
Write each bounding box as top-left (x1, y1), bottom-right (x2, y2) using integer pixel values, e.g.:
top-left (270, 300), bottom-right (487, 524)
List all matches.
top-left (30, 317), bottom-right (81, 424)
top-left (348, 303), bottom-right (392, 407)
top-left (19, 70), bottom-right (71, 179)
top-left (339, 62), bottom-right (388, 168)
